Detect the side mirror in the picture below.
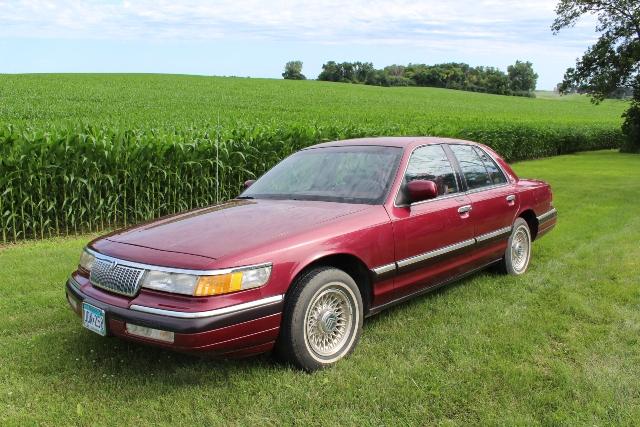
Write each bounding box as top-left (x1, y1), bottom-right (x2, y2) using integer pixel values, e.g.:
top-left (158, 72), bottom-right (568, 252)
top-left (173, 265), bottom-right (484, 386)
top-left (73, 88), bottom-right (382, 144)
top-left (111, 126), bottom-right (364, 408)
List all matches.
top-left (406, 180), bottom-right (438, 204)
top-left (243, 179), bottom-right (256, 189)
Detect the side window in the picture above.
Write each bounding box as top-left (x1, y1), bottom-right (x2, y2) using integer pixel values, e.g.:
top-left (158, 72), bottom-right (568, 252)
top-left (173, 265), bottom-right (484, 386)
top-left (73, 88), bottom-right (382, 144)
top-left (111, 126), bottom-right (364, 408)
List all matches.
top-left (474, 147), bottom-right (507, 185)
top-left (449, 145), bottom-right (492, 190)
top-left (404, 145), bottom-right (459, 197)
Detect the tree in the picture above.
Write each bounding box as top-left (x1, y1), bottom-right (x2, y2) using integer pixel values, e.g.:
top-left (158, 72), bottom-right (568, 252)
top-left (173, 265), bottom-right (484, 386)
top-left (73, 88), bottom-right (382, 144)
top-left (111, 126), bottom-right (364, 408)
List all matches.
top-left (340, 62), bottom-right (355, 82)
top-left (365, 69), bottom-right (388, 86)
top-left (507, 60), bottom-right (538, 93)
top-left (318, 61), bottom-right (343, 82)
top-left (383, 64), bottom-right (406, 77)
top-left (315, 59), bottom-right (537, 95)
top-left (552, 0), bottom-right (640, 152)
top-left (318, 61), bottom-right (375, 83)
top-left (477, 67), bottom-right (512, 95)
top-left (353, 62), bottom-right (375, 83)
top-left (282, 61), bottom-right (306, 80)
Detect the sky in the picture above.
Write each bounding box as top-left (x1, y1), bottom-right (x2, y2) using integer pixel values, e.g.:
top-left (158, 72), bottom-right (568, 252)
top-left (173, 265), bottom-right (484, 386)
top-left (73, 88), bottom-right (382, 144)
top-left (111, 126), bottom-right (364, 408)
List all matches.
top-left (0, 0), bottom-right (599, 89)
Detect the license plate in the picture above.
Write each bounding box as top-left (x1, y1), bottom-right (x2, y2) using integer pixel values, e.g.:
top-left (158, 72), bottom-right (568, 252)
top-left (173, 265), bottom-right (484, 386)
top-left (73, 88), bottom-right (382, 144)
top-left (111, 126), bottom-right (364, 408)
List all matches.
top-left (82, 303), bottom-right (107, 336)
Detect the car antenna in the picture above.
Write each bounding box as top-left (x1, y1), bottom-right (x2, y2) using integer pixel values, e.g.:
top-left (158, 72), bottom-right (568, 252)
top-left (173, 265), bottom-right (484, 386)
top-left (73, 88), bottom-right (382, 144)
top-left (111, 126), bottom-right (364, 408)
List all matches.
top-left (216, 113), bottom-right (220, 204)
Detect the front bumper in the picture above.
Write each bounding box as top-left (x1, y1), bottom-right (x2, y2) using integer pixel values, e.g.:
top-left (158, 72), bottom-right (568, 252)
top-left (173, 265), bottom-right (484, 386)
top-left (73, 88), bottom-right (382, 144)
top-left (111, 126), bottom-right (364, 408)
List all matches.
top-left (65, 278), bottom-right (283, 357)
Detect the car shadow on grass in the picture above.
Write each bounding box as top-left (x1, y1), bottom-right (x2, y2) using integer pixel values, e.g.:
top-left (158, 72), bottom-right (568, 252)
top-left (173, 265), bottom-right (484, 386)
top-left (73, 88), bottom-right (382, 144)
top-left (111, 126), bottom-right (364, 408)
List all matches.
top-left (19, 326), bottom-right (287, 396)
top-left (25, 268), bottom-right (492, 392)
top-left (363, 269), bottom-right (486, 329)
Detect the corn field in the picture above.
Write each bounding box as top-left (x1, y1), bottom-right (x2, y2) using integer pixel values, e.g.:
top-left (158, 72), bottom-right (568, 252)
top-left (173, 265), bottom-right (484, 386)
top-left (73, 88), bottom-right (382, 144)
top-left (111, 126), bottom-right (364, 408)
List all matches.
top-left (0, 74), bottom-right (628, 243)
top-left (0, 124), bottom-right (345, 242)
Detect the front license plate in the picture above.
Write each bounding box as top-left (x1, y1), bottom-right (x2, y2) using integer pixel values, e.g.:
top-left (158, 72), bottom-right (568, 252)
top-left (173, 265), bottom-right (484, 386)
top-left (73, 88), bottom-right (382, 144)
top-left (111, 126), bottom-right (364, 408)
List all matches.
top-left (82, 303), bottom-right (107, 336)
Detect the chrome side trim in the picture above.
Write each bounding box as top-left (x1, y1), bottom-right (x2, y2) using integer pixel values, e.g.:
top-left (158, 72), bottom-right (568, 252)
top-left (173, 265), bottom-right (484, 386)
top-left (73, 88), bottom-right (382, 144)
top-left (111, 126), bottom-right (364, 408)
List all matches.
top-left (476, 226), bottom-right (512, 242)
top-left (85, 248), bottom-right (272, 276)
top-left (397, 238), bottom-right (476, 268)
top-left (537, 208), bottom-right (557, 223)
top-left (394, 224), bottom-right (512, 270)
top-left (372, 262), bottom-right (397, 275)
top-left (130, 294), bottom-right (284, 319)
top-left (367, 258), bottom-right (501, 316)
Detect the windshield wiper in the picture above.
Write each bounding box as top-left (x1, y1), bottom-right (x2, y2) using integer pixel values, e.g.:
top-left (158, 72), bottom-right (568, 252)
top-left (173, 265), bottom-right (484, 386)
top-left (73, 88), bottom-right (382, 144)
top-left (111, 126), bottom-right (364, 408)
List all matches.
top-left (235, 195), bottom-right (254, 199)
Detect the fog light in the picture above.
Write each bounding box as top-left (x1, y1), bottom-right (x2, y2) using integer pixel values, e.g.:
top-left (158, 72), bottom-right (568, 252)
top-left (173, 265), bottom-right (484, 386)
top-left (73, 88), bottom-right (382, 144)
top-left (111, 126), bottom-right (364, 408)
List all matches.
top-left (67, 293), bottom-right (79, 312)
top-left (125, 323), bottom-right (175, 343)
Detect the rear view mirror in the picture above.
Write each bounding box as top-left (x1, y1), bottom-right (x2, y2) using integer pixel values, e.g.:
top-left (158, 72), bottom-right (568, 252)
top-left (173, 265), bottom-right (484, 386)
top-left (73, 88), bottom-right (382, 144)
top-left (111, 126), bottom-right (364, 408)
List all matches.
top-left (406, 180), bottom-right (438, 204)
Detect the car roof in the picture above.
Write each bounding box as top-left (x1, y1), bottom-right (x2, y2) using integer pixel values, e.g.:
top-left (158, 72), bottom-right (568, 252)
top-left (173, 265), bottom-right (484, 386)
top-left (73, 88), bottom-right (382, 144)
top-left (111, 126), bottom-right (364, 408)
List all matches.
top-left (307, 136), bottom-right (481, 150)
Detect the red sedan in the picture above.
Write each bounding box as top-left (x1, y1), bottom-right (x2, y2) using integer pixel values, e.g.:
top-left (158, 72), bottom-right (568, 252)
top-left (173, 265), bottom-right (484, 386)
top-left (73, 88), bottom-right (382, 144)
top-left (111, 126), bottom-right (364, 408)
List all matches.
top-left (66, 137), bottom-right (556, 371)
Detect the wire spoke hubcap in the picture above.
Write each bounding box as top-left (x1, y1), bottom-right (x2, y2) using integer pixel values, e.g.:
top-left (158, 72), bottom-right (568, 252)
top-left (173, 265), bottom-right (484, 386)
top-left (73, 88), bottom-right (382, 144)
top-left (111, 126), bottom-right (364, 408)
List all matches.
top-left (305, 285), bottom-right (353, 357)
top-left (511, 227), bottom-right (530, 272)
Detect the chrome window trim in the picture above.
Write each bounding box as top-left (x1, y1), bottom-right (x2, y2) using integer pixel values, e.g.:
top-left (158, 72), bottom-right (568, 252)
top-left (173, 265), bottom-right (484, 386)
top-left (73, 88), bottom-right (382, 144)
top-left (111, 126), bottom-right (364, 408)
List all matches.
top-left (85, 248), bottom-right (272, 277)
top-left (476, 226), bottom-right (512, 242)
top-left (130, 295), bottom-right (284, 319)
top-left (396, 238), bottom-right (476, 268)
top-left (405, 192), bottom-right (462, 208)
top-left (372, 263), bottom-right (397, 275)
top-left (464, 182), bottom-right (511, 195)
top-left (537, 208), bottom-right (557, 223)
top-left (393, 143), bottom-right (513, 208)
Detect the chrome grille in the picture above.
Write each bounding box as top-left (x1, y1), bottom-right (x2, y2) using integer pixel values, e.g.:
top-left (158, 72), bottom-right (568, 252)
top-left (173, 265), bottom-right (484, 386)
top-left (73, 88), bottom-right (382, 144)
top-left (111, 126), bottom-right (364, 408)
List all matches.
top-left (90, 258), bottom-right (145, 297)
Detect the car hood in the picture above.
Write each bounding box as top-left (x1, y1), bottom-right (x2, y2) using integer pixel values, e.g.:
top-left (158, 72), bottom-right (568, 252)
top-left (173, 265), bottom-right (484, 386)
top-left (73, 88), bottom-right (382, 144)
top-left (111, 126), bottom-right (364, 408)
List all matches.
top-left (103, 199), bottom-right (369, 260)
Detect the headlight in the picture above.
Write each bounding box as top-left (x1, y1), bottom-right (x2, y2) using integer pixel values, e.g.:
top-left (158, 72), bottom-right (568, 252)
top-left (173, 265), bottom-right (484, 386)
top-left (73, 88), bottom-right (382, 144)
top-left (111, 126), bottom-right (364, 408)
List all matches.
top-left (140, 271), bottom-right (198, 295)
top-left (79, 249), bottom-right (96, 272)
top-left (140, 264), bottom-right (272, 297)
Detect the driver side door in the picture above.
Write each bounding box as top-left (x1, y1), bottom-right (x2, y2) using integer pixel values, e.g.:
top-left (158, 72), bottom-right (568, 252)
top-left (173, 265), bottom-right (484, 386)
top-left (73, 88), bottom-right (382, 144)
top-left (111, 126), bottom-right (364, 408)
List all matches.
top-left (388, 144), bottom-right (475, 298)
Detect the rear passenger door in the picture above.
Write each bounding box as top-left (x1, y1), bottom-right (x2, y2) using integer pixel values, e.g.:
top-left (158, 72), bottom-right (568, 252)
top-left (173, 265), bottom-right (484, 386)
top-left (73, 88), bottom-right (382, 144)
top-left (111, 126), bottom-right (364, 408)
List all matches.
top-left (388, 144), bottom-right (475, 298)
top-left (448, 144), bottom-right (517, 262)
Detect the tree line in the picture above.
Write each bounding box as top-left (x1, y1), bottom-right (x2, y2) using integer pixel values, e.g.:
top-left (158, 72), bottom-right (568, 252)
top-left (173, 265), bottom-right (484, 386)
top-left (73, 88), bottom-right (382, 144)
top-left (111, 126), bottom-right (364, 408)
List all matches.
top-left (283, 60), bottom-right (538, 97)
top-left (284, 0), bottom-right (638, 151)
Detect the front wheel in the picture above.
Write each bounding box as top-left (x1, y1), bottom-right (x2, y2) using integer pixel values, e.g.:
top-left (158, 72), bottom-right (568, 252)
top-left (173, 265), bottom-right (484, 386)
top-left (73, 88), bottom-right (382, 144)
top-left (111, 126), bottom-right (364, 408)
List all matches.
top-left (501, 217), bottom-right (532, 275)
top-left (276, 267), bottom-right (363, 372)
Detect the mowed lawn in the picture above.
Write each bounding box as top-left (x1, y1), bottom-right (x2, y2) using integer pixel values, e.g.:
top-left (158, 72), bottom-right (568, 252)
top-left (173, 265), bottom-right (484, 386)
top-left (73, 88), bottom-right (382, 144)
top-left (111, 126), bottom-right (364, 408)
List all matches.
top-left (1, 150), bottom-right (639, 425)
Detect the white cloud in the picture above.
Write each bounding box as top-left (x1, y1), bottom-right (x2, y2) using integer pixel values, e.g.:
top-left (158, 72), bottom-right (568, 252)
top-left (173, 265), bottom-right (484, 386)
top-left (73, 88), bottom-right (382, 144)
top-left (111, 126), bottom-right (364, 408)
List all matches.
top-left (0, 0), bottom-right (600, 87)
top-left (0, 0), bottom-right (593, 47)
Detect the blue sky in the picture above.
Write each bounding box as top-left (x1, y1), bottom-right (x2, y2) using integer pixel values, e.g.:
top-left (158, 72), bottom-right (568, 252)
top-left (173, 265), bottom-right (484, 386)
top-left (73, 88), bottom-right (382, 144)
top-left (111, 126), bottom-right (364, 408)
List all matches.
top-left (0, 0), bottom-right (598, 89)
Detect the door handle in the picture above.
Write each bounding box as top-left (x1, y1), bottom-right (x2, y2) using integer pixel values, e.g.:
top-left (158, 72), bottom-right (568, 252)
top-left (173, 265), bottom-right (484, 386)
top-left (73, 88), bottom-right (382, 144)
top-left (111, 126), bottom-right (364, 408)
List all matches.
top-left (506, 195), bottom-right (516, 202)
top-left (458, 205), bottom-right (472, 214)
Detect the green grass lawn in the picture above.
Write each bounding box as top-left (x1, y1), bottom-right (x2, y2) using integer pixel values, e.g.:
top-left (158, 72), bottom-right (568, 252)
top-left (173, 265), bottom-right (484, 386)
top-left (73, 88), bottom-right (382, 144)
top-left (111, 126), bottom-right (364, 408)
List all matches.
top-left (1, 150), bottom-right (639, 425)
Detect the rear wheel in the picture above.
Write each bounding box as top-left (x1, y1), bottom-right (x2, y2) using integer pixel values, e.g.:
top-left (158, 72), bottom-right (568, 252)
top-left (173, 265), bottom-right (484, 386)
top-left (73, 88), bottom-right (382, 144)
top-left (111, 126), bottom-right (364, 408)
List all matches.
top-left (501, 217), bottom-right (532, 275)
top-left (276, 267), bottom-right (363, 372)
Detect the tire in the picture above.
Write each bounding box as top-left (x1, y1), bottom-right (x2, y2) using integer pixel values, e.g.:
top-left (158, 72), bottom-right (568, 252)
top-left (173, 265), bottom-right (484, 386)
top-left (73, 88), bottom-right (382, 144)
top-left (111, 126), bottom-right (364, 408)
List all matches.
top-left (276, 267), bottom-right (363, 372)
top-left (501, 217), bottom-right (532, 275)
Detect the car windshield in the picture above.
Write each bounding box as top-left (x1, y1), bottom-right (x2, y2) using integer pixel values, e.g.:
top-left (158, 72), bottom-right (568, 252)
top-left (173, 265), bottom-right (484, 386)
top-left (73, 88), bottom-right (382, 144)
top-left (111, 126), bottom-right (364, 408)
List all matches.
top-left (240, 145), bottom-right (403, 204)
